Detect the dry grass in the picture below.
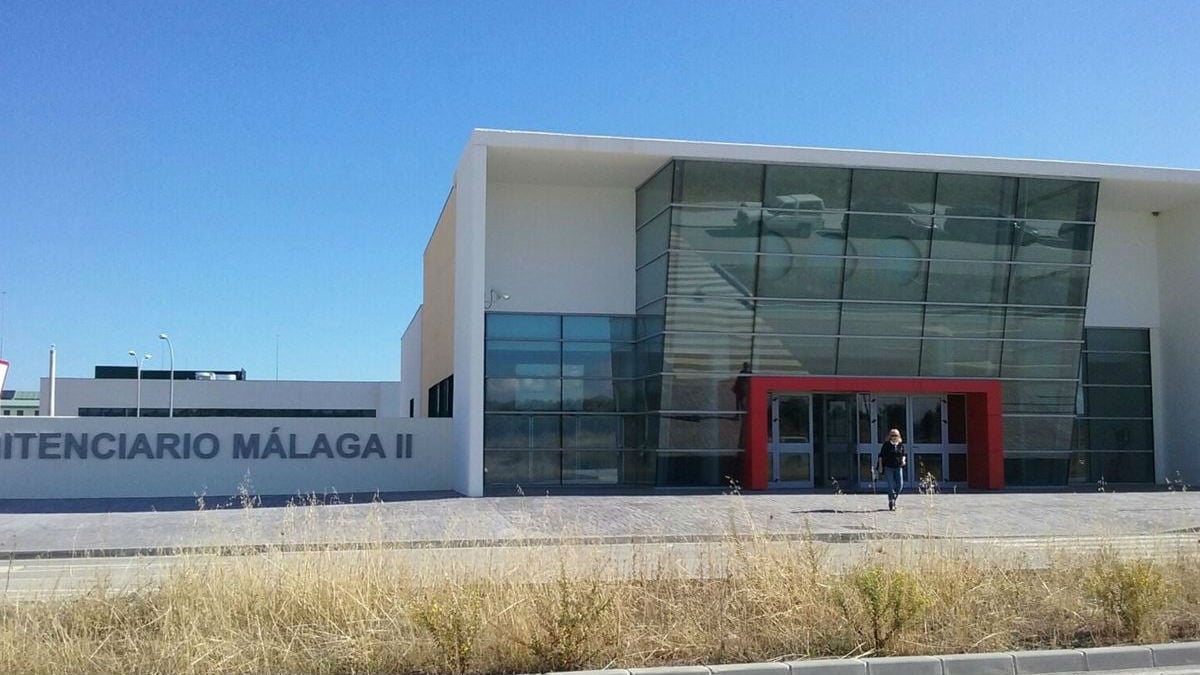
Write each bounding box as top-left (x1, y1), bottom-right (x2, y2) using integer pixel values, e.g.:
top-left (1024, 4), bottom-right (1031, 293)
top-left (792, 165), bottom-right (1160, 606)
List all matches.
top-left (0, 501), bottom-right (1197, 675)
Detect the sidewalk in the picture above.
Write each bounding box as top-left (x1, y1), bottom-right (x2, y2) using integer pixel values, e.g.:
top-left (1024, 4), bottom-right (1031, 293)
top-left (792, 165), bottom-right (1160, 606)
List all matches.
top-left (0, 490), bottom-right (1196, 558)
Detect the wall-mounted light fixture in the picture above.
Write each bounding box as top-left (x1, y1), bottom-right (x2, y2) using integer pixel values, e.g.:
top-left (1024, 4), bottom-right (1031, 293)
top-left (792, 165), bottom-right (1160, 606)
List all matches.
top-left (485, 288), bottom-right (511, 309)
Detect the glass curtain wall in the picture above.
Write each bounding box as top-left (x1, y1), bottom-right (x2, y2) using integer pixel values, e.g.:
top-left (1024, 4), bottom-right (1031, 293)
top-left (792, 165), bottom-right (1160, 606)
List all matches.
top-left (636, 159), bottom-right (1100, 486)
top-left (483, 313), bottom-right (649, 486)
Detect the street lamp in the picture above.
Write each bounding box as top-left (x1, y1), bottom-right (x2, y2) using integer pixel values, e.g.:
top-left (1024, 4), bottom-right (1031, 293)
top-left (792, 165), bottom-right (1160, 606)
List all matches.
top-left (158, 333), bottom-right (174, 418)
top-left (128, 350), bottom-right (151, 417)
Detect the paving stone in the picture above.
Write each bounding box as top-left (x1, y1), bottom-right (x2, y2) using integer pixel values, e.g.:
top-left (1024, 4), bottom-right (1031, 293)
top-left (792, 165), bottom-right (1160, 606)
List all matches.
top-left (786, 660), bottom-right (868, 675)
top-left (941, 652), bottom-right (1014, 675)
top-left (1012, 649), bottom-right (1085, 674)
top-left (1081, 646), bottom-right (1154, 671)
top-left (1149, 643), bottom-right (1200, 668)
top-left (866, 655), bottom-right (943, 675)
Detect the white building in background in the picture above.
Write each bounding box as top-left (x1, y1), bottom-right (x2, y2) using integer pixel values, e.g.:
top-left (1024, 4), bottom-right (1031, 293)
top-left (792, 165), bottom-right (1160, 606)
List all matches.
top-left (402, 129), bottom-right (1200, 497)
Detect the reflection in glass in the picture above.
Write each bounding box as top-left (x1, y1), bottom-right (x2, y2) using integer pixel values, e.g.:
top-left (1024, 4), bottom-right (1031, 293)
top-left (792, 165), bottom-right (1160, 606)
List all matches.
top-left (655, 414), bottom-right (742, 450)
top-left (484, 378), bottom-right (562, 411)
top-left (780, 454), bottom-right (812, 482)
top-left (752, 336), bottom-right (837, 375)
top-left (562, 416), bottom-right (622, 448)
top-left (636, 162), bottom-right (673, 226)
top-left (675, 161), bottom-right (763, 206)
top-left (667, 250), bottom-right (758, 297)
top-left (754, 300), bottom-right (840, 336)
top-left (1017, 178), bottom-right (1098, 222)
top-left (1012, 221), bottom-right (1093, 265)
top-left (1002, 380), bottom-right (1078, 414)
top-left (672, 207), bottom-right (761, 253)
top-left (562, 451), bottom-right (621, 484)
top-left (837, 337), bottom-right (920, 376)
top-left (1007, 264), bottom-right (1089, 306)
top-left (665, 297), bottom-right (754, 333)
top-left (765, 165), bottom-right (851, 210)
top-left (484, 450), bottom-right (560, 485)
top-left (1004, 416), bottom-right (1074, 451)
top-left (659, 375), bottom-right (738, 411)
top-left (920, 340), bottom-right (1001, 377)
top-left (757, 254), bottom-right (846, 299)
top-left (935, 173), bottom-right (1017, 218)
top-left (636, 254), bottom-right (669, 309)
top-left (636, 210), bottom-right (670, 267)
top-left (911, 397), bottom-right (942, 444)
top-left (846, 214), bottom-right (933, 258)
top-left (932, 217), bottom-right (1015, 261)
top-left (923, 305), bottom-right (1005, 338)
top-left (484, 414), bottom-right (560, 448)
top-left (1004, 308), bottom-right (1084, 341)
top-left (842, 257), bottom-right (928, 302)
top-left (561, 342), bottom-right (614, 378)
top-left (486, 314), bottom-right (560, 339)
top-left (1000, 341), bottom-right (1082, 379)
top-left (562, 379), bottom-right (615, 412)
top-left (926, 260), bottom-right (1009, 304)
top-left (1086, 328), bottom-right (1149, 352)
top-left (563, 315), bottom-right (627, 341)
top-left (876, 396), bottom-right (907, 442)
top-left (637, 299), bottom-right (666, 339)
top-left (839, 303), bottom-right (923, 336)
top-left (485, 341), bottom-right (560, 377)
top-left (662, 333), bottom-right (752, 374)
top-left (761, 213), bottom-right (847, 255)
top-left (850, 169), bottom-right (936, 215)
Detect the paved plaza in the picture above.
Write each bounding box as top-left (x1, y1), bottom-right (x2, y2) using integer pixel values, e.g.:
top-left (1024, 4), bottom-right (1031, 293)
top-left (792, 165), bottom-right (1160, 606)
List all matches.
top-left (0, 490), bottom-right (1196, 557)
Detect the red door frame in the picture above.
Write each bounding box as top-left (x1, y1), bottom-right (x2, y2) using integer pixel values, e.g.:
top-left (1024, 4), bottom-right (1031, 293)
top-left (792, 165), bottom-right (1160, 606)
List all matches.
top-left (744, 376), bottom-right (1003, 491)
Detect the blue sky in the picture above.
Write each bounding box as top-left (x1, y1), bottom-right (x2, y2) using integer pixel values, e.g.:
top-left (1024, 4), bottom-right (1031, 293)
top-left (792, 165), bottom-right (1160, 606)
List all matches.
top-left (1, 0), bottom-right (1198, 390)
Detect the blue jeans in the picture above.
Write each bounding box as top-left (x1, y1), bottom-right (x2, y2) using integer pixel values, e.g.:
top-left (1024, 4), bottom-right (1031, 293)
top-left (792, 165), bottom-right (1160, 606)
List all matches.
top-left (883, 466), bottom-right (904, 504)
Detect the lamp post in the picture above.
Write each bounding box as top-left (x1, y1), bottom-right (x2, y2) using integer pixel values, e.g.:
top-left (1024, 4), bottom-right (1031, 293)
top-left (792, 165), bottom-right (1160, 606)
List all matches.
top-left (158, 333), bottom-right (174, 418)
top-left (128, 350), bottom-right (151, 417)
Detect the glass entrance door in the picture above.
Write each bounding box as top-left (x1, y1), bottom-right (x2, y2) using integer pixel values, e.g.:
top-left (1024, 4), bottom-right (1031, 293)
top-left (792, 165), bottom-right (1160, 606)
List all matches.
top-left (857, 394), bottom-right (969, 490)
top-left (909, 396), bottom-right (945, 486)
top-left (769, 394), bottom-right (813, 487)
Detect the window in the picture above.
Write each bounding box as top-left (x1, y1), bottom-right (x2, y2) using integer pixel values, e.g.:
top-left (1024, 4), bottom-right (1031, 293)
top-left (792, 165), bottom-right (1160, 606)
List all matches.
top-left (428, 375), bottom-right (453, 418)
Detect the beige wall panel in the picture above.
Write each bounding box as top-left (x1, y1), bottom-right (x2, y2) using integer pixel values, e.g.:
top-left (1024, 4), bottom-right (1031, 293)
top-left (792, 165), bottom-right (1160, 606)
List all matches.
top-left (420, 190), bottom-right (456, 416)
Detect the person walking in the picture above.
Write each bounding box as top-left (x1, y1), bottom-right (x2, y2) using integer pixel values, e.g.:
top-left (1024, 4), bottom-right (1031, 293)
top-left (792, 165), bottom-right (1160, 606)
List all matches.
top-left (876, 428), bottom-right (907, 511)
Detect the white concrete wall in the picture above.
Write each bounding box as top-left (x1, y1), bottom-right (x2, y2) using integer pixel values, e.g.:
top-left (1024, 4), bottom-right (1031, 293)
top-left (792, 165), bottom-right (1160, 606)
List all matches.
top-left (1157, 200), bottom-right (1200, 484)
top-left (400, 306), bottom-right (423, 417)
top-left (0, 417), bottom-right (453, 499)
top-left (485, 181), bottom-right (636, 315)
top-left (453, 144), bottom-right (487, 497)
top-left (1087, 206), bottom-right (1160, 328)
top-left (39, 378), bottom-right (401, 417)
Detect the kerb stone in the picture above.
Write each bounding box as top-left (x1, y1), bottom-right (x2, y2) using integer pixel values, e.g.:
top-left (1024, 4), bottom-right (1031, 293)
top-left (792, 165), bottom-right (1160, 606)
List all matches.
top-left (787, 659), bottom-right (868, 675)
top-left (1081, 645), bottom-right (1153, 671)
top-left (865, 655), bottom-right (943, 675)
top-left (1149, 642), bottom-right (1200, 668)
top-left (1012, 649), bottom-right (1085, 674)
top-left (940, 652), bottom-right (1014, 675)
top-left (709, 663), bottom-right (788, 675)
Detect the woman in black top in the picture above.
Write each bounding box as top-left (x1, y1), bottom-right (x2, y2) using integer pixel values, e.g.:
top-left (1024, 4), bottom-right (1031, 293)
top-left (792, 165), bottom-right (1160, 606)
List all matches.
top-left (876, 428), bottom-right (907, 511)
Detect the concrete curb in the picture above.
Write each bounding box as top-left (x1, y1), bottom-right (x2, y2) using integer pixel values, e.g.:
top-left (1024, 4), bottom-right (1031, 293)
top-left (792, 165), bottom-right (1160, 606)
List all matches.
top-left (543, 642), bottom-right (1200, 675)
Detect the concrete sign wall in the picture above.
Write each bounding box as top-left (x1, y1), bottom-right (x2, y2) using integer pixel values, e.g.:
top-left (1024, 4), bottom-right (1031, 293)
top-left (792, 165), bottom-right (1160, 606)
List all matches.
top-left (0, 417), bottom-right (454, 499)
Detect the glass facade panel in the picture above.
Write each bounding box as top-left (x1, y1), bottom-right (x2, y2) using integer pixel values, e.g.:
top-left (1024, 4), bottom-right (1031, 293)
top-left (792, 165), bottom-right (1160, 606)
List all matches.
top-left (485, 378), bottom-right (561, 411)
top-left (1007, 264), bottom-right (1089, 306)
top-left (655, 414), bottom-right (741, 450)
top-left (484, 414), bottom-right (560, 448)
top-left (754, 300), bottom-right (840, 336)
top-left (665, 296), bottom-right (754, 333)
top-left (668, 250), bottom-right (758, 297)
top-left (842, 257), bottom-right (928, 302)
top-left (659, 375), bottom-right (737, 411)
top-left (758, 254), bottom-right (845, 299)
top-left (562, 342), bottom-right (615, 378)
top-left (562, 416), bottom-right (622, 449)
top-left (1002, 380), bottom-right (1078, 414)
top-left (637, 299), bottom-right (666, 339)
top-left (672, 207), bottom-right (761, 253)
top-left (1084, 386), bottom-right (1153, 418)
top-left (662, 333), bottom-right (752, 374)
top-left (1013, 221), bottom-right (1093, 264)
top-left (637, 336), bottom-right (664, 376)
top-left (485, 341), bottom-right (560, 378)
top-left (656, 452), bottom-right (740, 487)
top-left (935, 173), bottom-right (1017, 218)
top-left (486, 314), bottom-right (560, 339)
top-left (675, 161), bottom-right (763, 206)
top-left (1004, 416), bottom-right (1074, 451)
top-left (1068, 452), bottom-right (1154, 484)
top-left (926, 260), bottom-right (1009, 304)
top-left (1017, 178), bottom-right (1098, 222)
top-left (1001, 341), bottom-right (1081, 379)
top-left (752, 336), bottom-right (837, 374)
top-left (636, 210), bottom-right (670, 267)
top-left (563, 315), bottom-right (634, 341)
top-left (1086, 328), bottom-right (1150, 352)
top-left (484, 451), bottom-right (561, 485)
top-left (923, 305), bottom-right (1005, 338)
top-left (920, 339), bottom-right (1001, 377)
top-left (764, 165), bottom-right (851, 210)
top-left (636, 254), bottom-right (669, 309)
top-left (850, 169), bottom-right (936, 215)
top-left (562, 379), bottom-right (616, 412)
top-left (1076, 419), bottom-right (1153, 452)
top-left (839, 303), bottom-right (923, 336)
top-left (1004, 308), bottom-right (1085, 341)
top-left (932, 217), bottom-right (1015, 261)
top-left (837, 337), bottom-right (921, 376)
top-left (562, 451), bottom-right (621, 484)
top-left (761, 212), bottom-right (848, 255)
top-left (1083, 351), bottom-right (1150, 385)
top-left (636, 162), bottom-right (673, 226)
top-left (845, 214), bottom-right (933, 258)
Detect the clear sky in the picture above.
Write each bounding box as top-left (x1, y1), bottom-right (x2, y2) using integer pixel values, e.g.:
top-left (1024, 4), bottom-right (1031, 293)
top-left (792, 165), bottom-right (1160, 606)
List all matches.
top-left (1, 0), bottom-right (1198, 390)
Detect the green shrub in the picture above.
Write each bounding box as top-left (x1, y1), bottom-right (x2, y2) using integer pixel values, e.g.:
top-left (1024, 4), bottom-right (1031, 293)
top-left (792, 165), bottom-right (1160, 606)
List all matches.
top-left (836, 564), bottom-right (930, 655)
top-left (1083, 555), bottom-right (1168, 640)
